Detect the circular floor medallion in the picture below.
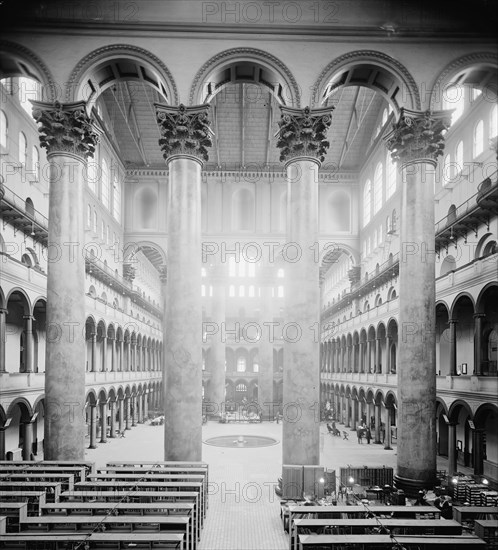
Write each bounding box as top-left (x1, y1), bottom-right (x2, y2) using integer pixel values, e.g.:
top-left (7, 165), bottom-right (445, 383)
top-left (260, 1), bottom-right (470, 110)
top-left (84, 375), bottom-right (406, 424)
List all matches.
top-left (203, 435), bottom-right (279, 448)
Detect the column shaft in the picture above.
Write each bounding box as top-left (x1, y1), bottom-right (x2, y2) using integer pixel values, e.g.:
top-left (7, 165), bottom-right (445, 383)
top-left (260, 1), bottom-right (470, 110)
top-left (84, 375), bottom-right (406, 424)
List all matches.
top-left (0, 309), bottom-right (6, 372)
top-left (164, 157), bottom-right (203, 461)
top-left (44, 153), bottom-right (87, 460)
top-left (24, 316), bottom-right (34, 373)
top-left (474, 314), bottom-right (485, 375)
top-left (89, 405), bottom-right (97, 449)
top-left (22, 421), bottom-right (33, 460)
top-left (449, 320), bottom-right (458, 376)
top-left (118, 399), bottom-right (124, 434)
top-left (259, 277), bottom-right (274, 420)
top-left (282, 159), bottom-right (320, 465)
top-left (100, 402), bottom-right (107, 443)
top-left (448, 423), bottom-right (457, 476)
top-left (208, 267), bottom-right (226, 420)
top-left (109, 401), bottom-right (116, 438)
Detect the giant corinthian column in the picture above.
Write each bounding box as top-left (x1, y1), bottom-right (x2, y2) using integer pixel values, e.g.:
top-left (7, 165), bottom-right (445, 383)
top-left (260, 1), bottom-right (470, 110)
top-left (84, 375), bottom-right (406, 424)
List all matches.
top-left (32, 101), bottom-right (99, 460)
top-left (155, 104), bottom-right (212, 461)
top-left (384, 109), bottom-right (451, 494)
top-left (276, 106), bottom-right (334, 466)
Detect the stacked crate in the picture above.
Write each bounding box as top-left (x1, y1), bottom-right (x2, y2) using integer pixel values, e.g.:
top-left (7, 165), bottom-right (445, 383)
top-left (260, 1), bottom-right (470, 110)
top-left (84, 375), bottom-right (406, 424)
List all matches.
top-left (480, 491), bottom-right (498, 506)
top-left (466, 484), bottom-right (489, 505)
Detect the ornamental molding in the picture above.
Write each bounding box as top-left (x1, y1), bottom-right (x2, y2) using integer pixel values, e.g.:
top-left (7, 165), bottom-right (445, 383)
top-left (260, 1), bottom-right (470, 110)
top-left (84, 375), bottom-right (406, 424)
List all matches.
top-left (188, 47), bottom-right (300, 107)
top-left (311, 50), bottom-right (421, 110)
top-left (429, 52), bottom-right (498, 110)
top-left (276, 106), bottom-right (334, 164)
top-left (384, 108), bottom-right (451, 165)
top-left (155, 103), bottom-right (213, 164)
top-left (0, 40), bottom-right (58, 101)
top-left (31, 101), bottom-right (100, 159)
top-left (65, 44), bottom-right (178, 104)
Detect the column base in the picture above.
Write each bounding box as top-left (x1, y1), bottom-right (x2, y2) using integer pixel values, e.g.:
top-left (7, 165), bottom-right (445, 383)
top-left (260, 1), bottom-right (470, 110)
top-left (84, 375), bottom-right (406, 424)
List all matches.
top-left (89, 445), bottom-right (97, 449)
top-left (394, 474), bottom-right (437, 497)
top-left (384, 446), bottom-right (393, 450)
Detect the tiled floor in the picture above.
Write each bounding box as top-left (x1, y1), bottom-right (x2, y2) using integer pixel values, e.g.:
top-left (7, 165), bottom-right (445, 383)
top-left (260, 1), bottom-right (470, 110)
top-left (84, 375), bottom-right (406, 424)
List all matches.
top-left (83, 419), bottom-right (457, 550)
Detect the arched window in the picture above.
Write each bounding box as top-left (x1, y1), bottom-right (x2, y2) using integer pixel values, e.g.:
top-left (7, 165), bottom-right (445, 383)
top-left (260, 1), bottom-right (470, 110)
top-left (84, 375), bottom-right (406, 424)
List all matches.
top-left (101, 158), bottom-right (110, 209)
top-left (0, 110), bottom-right (7, 149)
top-left (25, 197), bottom-right (34, 216)
top-left (490, 105), bottom-right (498, 138)
top-left (443, 85), bottom-right (465, 125)
top-left (391, 209), bottom-right (397, 232)
top-left (237, 357), bottom-right (246, 372)
top-left (232, 189), bottom-right (255, 231)
top-left (87, 204), bottom-right (92, 227)
top-left (32, 145), bottom-right (39, 180)
top-left (440, 255), bottom-right (457, 276)
top-left (248, 285), bottom-right (255, 297)
top-left (373, 162), bottom-right (383, 214)
top-left (442, 153), bottom-right (451, 187)
top-left (18, 77), bottom-right (40, 116)
top-left (21, 253), bottom-right (33, 267)
top-left (87, 148), bottom-right (98, 193)
top-left (201, 285), bottom-right (206, 297)
top-left (247, 262), bottom-right (255, 277)
top-left (113, 175), bottom-right (121, 222)
top-left (236, 383), bottom-right (247, 392)
top-left (239, 285), bottom-right (245, 297)
top-left (363, 180), bottom-right (371, 226)
top-left (93, 210), bottom-right (98, 232)
top-left (277, 285), bottom-right (284, 298)
top-left (378, 223), bottom-right (383, 245)
top-left (277, 268), bottom-right (284, 278)
top-left (18, 131), bottom-right (27, 165)
top-left (455, 141), bottom-right (463, 174)
top-left (238, 260), bottom-right (246, 277)
top-left (386, 152), bottom-right (396, 198)
top-left (473, 120), bottom-right (484, 157)
top-left (229, 285), bottom-right (235, 297)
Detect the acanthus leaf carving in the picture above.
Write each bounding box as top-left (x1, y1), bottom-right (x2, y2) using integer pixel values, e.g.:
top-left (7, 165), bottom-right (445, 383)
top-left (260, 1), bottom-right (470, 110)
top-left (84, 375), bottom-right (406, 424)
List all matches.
top-left (155, 103), bottom-right (213, 164)
top-left (276, 106), bottom-right (334, 164)
top-left (31, 101), bottom-right (100, 159)
top-left (384, 108), bottom-right (452, 165)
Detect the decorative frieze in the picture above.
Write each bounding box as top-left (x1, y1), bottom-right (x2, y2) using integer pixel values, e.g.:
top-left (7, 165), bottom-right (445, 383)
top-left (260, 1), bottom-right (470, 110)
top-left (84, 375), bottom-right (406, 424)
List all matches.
top-left (276, 106), bottom-right (334, 164)
top-left (155, 103), bottom-right (213, 163)
top-left (384, 108), bottom-right (451, 165)
top-left (31, 101), bottom-right (100, 159)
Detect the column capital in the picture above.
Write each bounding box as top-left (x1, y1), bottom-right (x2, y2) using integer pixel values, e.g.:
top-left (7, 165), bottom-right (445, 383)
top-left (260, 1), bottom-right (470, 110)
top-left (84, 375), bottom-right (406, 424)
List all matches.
top-left (0, 308), bottom-right (7, 315)
top-left (449, 318), bottom-right (459, 325)
top-left (473, 312), bottom-right (486, 319)
top-left (31, 100), bottom-right (100, 160)
top-left (276, 105), bottom-right (334, 166)
top-left (155, 103), bottom-right (213, 164)
top-left (384, 108), bottom-right (451, 166)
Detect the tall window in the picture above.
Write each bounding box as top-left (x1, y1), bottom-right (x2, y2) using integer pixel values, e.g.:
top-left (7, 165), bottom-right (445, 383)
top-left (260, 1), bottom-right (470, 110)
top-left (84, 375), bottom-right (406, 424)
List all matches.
top-left (386, 152), bottom-right (396, 198)
top-left (101, 158), bottom-right (110, 209)
top-left (18, 77), bottom-right (40, 117)
top-left (363, 180), bottom-right (371, 226)
top-left (442, 153), bottom-right (451, 187)
top-left (373, 162), bottom-right (383, 214)
top-left (87, 205), bottom-right (92, 228)
top-left (112, 175), bottom-right (121, 222)
top-left (381, 107), bottom-right (388, 126)
top-left (101, 220), bottom-right (105, 242)
top-left (87, 147), bottom-right (98, 194)
top-left (239, 285), bottom-right (245, 297)
top-left (473, 120), bottom-right (484, 158)
top-left (18, 132), bottom-right (27, 165)
top-left (228, 256), bottom-right (237, 277)
top-left (237, 356), bottom-right (246, 372)
top-left (443, 85), bottom-right (465, 126)
top-left (0, 110), bottom-right (7, 149)
top-left (490, 105), bottom-right (498, 138)
top-left (229, 285), bottom-right (235, 297)
top-left (455, 141), bottom-right (464, 174)
top-left (93, 210), bottom-right (98, 232)
top-left (248, 285), bottom-right (255, 297)
top-left (32, 145), bottom-right (39, 180)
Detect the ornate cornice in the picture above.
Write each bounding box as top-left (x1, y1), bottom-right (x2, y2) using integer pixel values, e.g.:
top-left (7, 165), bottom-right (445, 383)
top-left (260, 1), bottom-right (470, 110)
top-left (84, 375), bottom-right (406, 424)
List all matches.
top-left (429, 52), bottom-right (498, 110)
top-left (155, 103), bottom-right (213, 164)
top-left (31, 101), bottom-right (100, 159)
top-left (0, 40), bottom-right (58, 101)
top-left (311, 50), bottom-right (421, 110)
top-left (188, 47), bottom-right (300, 107)
top-left (65, 44), bottom-right (178, 104)
top-left (384, 108), bottom-right (451, 166)
top-left (276, 106), bottom-right (334, 165)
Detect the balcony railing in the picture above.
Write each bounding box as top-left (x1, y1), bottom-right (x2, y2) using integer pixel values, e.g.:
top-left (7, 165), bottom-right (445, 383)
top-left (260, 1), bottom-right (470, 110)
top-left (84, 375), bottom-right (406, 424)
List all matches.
top-left (0, 182), bottom-right (48, 244)
top-left (321, 253), bottom-right (399, 320)
top-left (435, 171), bottom-right (498, 253)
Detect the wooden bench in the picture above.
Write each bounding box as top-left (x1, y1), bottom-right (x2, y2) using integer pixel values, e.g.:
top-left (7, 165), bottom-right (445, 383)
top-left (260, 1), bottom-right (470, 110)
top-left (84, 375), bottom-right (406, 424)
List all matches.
top-left (20, 515), bottom-right (192, 550)
top-left (75, 480), bottom-right (206, 519)
top-left (40, 501), bottom-right (199, 544)
top-left (106, 462), bottom-right (209, 488)
top-left (474, 519), bottom-right (498, 548)
top-left (0, 472), bottom-right (75, 491)
top-left (0, 491), bottom-right (46, 514)
top-left (290, 519), bottom-right (462, 550)
top-left (0, 481), bottom-right (61, 502)
top-left (286, 505), bottom-right (441, 532)
top-left (0, 531), bottom-right (185, 549)
top-left (0, 465), bottom-right (87, 483)
top-left (0, 460), bottom-right (95, 475)
top-left (0, 503), bottom-right (28, 531)
top-left (297, 533), bottom-right (487, 549)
